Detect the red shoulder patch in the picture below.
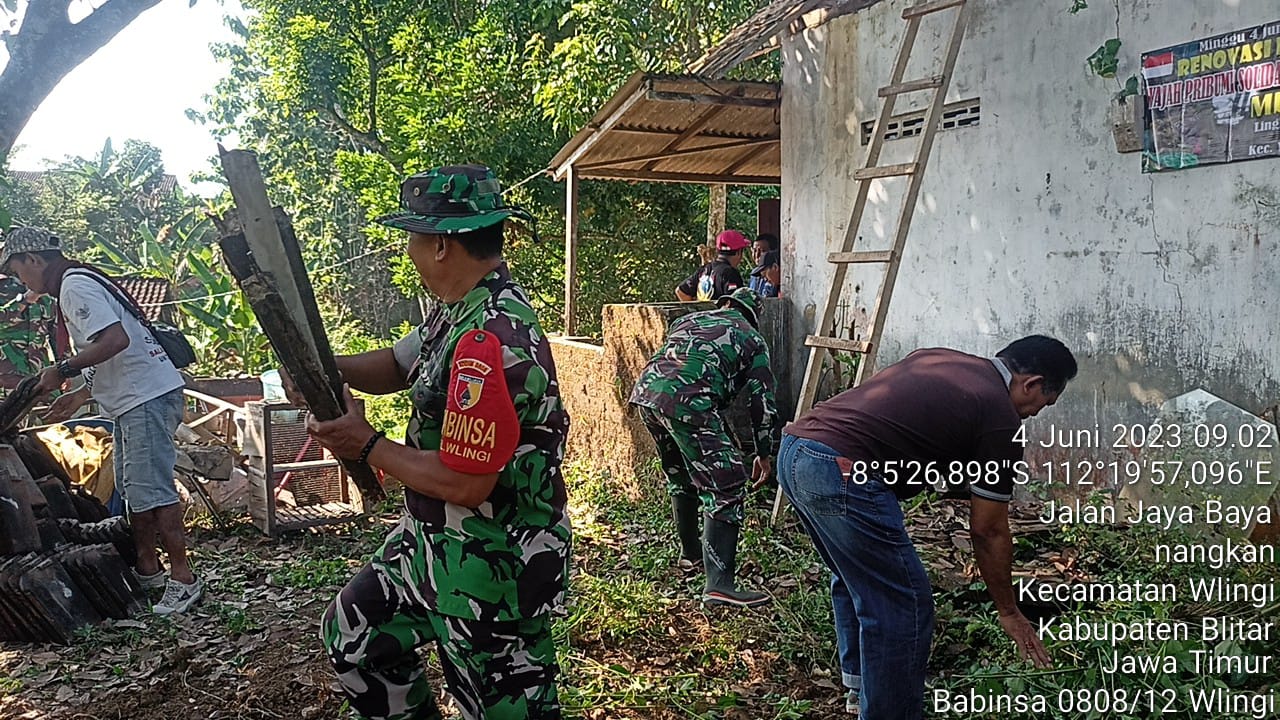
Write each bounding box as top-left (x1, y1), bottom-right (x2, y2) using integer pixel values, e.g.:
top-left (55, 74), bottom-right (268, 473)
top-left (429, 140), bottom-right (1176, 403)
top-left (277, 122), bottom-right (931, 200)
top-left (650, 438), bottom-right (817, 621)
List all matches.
top-left (439, 329), bottom-right (519, 474)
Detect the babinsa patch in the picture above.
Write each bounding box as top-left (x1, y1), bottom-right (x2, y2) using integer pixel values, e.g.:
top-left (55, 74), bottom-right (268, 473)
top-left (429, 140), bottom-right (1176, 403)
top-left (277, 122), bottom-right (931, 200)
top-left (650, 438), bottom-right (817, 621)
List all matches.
top-left (439, 330), bottom-right (519, 474)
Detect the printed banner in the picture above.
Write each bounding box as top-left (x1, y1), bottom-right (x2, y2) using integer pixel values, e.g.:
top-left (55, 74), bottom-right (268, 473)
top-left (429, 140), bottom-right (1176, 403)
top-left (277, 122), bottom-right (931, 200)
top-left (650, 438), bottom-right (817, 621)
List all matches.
top-left (1142, 21), bottom-right (1280, 172)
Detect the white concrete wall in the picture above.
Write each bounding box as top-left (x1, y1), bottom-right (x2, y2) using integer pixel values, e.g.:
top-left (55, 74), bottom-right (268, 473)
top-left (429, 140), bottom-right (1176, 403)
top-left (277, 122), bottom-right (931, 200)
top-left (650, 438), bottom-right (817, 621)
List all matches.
top-left (781, 0), bottom-right (1280, 454)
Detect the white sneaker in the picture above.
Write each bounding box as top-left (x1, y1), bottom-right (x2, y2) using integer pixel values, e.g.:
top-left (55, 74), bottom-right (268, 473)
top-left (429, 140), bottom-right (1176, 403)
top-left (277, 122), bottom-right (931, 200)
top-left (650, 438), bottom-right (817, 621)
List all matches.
top-left (845, 689), bottom-right (859, 715)
top-left (135, 569), bottom-right (166, 591)
top-left (154, 577), bottom-right (203, 615)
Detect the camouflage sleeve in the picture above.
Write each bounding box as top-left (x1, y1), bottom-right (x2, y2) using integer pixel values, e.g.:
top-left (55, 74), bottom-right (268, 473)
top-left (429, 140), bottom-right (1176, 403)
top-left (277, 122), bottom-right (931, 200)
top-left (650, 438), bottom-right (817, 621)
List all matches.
top-left (740, 331), bottom-right (778, 458)
top-left (484, 303), bottom-right (549, 428)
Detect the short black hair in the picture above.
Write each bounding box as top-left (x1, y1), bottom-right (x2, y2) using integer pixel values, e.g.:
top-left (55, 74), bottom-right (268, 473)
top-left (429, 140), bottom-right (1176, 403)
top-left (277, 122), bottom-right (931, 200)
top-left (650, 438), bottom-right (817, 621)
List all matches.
top-left (452, 222), bottom-right (505, 260)
top-left (755, 233), bottom-right (779, 251)
top-left (718, 248), bottom-right (743, 259)
top-left (996, 335), bottom-right (1077, 393)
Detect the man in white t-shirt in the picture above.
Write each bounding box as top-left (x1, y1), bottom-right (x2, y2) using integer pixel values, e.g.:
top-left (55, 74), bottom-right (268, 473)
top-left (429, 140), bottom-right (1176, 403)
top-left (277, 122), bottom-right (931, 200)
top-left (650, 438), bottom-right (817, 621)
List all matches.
top-left (0, 226), bottom-right (201, 615)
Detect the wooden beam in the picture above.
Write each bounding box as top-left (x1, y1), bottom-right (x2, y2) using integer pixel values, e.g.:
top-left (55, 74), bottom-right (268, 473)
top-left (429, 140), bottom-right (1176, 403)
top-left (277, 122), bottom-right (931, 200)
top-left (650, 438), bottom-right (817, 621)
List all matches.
top-left (553, 83), bottom-right (648, 180)
top-left (218, 231), bottom-right (384, 503)
top-left (218, 150), bottom-right (318, 363)
top-left (707, 184), bottom-right (727, 246)
top-left (182, 388), bottom-right (242, 413)
top-left (575, 137), bottom-right (778, 172)
top-left (903, 0), bottom-right (965, 19)
top-left (564, 166), bottom-right (579, 335)
top-left (581, 169), bottom-right (781, 185)
top-left (641, 102), bottom-right (727, 172)
top-left (721, 141), bottom-right (776, 176)
top-left (611, 127), bottom-right (775, 141)
top-left (646, 90), bottom-right (779, 108)
top-left (186, 406), bottom-right (232, 429)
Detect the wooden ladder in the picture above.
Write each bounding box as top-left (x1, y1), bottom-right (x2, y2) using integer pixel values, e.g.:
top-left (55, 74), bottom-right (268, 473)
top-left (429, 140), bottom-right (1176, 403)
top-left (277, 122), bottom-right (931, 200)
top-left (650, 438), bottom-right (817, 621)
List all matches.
top-left (772, 0), bottom-right (971, 523)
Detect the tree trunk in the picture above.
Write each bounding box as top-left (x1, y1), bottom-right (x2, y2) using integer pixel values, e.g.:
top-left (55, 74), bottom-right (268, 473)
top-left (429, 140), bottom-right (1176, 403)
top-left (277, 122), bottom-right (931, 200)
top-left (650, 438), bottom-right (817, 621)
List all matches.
top-left (0, 0), bottom-right (163, 159)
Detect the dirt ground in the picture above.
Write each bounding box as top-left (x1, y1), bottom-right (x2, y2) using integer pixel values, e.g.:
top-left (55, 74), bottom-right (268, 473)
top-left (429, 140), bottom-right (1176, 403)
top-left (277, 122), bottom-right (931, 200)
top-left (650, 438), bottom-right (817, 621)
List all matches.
top-left (0, 514), bottom-right (846, 720)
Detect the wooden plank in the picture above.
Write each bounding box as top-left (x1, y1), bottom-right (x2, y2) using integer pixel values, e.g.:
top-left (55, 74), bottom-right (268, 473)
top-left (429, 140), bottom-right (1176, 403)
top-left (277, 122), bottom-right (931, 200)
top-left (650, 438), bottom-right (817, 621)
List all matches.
top-left (575, 137), bottom-right (777, 172)
top-left (722, 141), bottom-right (778, 176)
top-left (641, 102), bottom-right (727, 172)
top-left (186, 406), bottom-right (231, 429)
top-left (828, 251), bottom-right (895, 264)
top-left (646, 90), bottom-right (779, 108)
top-left (273, 459), bottom-right (341, 472)
top-left (903, 0), bottom-right (965, 18)
top-left (581, 169), bottom-right (780, 185)
top-left (552, 76), bottom-right (649, 179)
top-left (275, 209), bottom-right (346, 404)
top-left (879, 76), bottom-right (943, 96)
top-left (194, 387), bottom-right (244, 414)
top-left (218, 149), bottom-right (319, 363)
top-left (853, 162), bottom-right (918, 180)
top-left (219, 234), bottom-right (384, 504)
top-left (564, 166), bottom-right (579, 335)
top-left (804, 335), bottom-right (872, 354)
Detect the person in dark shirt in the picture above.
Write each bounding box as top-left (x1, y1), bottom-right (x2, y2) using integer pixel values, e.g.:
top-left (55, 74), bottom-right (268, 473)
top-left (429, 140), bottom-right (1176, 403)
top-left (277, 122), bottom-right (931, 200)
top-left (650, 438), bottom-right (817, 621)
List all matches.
top-left (675, 230), bottom-right (749, 301)
top-left (778, 336), bottom-right (1076, 719)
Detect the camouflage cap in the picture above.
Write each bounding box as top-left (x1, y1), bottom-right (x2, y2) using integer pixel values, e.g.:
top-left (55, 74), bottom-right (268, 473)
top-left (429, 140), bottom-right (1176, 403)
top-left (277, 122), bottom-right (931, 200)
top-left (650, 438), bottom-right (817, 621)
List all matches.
top-left (0, 227), bottom-right (61, 270)
top-left (375, 164), bottom-right (537, 237)
top-left (717, 286), bottom-right (761, 328)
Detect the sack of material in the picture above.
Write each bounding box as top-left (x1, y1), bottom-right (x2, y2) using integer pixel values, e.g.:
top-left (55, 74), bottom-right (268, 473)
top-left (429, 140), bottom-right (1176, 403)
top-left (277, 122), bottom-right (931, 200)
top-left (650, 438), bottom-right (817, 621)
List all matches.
top-left (151, 323), bottom-right (196, 369)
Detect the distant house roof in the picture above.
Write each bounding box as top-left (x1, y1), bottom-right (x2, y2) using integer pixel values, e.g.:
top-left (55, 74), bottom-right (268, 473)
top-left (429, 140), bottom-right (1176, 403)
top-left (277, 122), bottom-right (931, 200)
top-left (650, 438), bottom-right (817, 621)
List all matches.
top-left (691, 0), bottom-right (888, 78)
top-left (117, 276), bottom-right (177, 325)
top-left (550, 73), bottom-right (781, 185)
top-left (9, 170), bottom-right (179, 196)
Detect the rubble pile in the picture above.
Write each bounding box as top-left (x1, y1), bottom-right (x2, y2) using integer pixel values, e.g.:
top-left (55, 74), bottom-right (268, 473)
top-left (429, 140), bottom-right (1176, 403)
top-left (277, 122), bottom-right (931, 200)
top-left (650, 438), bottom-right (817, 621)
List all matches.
top-left (0, 439), bottom-right (144, 644)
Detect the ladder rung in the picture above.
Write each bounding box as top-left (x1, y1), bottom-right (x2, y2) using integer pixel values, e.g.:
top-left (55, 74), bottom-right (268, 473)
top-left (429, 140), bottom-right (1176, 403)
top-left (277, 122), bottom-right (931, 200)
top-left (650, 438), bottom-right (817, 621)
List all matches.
top-left (854, 163), bottom-right (918, 180)
top-left (878, 76), bottom-right (944, 97)
top-left (828, 251), bottom-right (895, 264)
top-left (903, 0), bottom-right (965, 18)
top-left (805, 335), bottom-right (872, 354)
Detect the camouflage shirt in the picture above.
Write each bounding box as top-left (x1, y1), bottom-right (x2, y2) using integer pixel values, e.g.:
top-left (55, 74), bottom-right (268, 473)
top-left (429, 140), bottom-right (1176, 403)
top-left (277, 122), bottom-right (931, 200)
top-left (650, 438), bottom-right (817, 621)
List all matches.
top-left (629, 307), bottom-right (778, 458)
top-left (399, 263), bottom-right (570, 622)
top-left (0, 277), bottom-right (55, 389)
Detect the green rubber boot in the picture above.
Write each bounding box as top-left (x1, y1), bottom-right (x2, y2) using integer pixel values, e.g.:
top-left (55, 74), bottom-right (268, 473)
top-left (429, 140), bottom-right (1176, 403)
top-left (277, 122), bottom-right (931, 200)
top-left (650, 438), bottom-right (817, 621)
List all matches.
top-left (702, 516), bottom-right (771, 608)
top-left (671, 495), bottom-right (703, 570)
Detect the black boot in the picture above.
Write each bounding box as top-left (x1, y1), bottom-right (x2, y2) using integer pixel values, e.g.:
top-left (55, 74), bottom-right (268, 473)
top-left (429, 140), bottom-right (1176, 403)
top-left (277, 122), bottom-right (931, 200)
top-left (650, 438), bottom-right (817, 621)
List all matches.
top-left (702, 516), bottom-right (771, 608)
top-left (671, 495), bottom-right (703, 570)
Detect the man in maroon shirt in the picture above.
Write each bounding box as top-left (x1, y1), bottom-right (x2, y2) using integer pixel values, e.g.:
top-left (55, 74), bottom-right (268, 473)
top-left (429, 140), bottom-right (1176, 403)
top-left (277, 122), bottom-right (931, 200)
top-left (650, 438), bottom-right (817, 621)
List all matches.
top-left (778, 335), bottom-right (1076, 719)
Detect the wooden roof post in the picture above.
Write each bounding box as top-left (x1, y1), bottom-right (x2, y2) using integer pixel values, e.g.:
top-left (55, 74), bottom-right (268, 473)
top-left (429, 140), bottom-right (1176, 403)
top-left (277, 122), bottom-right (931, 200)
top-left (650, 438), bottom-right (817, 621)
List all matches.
top-left (564, 165), bottom-right (580, 336)
top-left (707, 182), bottom-right (727, 252)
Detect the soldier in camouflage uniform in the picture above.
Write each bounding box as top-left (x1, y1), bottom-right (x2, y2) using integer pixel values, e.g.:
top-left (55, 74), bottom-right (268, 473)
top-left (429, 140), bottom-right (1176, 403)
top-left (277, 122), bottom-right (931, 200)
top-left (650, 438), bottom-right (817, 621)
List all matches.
top-left (305, 165), bottom-right (570, 720)
top-left (629, 286), bottom-right (777, 608)
top-left (0, 274), bottom-right (56, 390)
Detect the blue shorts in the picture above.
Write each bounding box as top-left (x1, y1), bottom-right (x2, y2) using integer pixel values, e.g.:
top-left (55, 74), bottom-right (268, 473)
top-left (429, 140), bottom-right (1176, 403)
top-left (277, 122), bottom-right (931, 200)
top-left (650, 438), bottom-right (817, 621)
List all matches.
top-left (113, 388), bottom-right (184, 514)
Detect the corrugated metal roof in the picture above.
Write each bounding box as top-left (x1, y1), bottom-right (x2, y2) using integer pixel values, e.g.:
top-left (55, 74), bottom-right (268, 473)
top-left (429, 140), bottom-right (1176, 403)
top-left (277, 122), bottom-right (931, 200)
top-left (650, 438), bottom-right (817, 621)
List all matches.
top-left (691, 0), bottom-right (887, 78)
top-left (550, 74), bottom-right (782, 185)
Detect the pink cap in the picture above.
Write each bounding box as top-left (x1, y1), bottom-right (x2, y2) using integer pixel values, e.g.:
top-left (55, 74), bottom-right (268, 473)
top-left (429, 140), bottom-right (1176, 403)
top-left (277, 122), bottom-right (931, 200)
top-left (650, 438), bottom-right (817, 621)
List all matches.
top-left (715, 230), bottom-right (750, 252)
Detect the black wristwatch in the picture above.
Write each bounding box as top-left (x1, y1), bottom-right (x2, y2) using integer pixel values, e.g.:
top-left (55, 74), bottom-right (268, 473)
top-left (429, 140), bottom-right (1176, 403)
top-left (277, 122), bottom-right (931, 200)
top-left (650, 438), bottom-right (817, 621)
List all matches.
top-left (56, 359), bottom-right (78, 378)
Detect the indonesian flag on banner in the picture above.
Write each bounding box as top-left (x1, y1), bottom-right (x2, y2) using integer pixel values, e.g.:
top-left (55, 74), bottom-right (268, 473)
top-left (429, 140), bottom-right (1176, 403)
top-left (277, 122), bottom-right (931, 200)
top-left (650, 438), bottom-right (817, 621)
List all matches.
top-left (1143, 52), bottom-right (1175, 80)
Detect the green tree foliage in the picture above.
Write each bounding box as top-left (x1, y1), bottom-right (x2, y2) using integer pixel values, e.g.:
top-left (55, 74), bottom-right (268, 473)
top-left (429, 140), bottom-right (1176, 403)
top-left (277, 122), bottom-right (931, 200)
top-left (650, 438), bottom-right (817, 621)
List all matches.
top-left (3, 140), bottom-right (271, 375)
top-left (197, 0), bottom-right (776, 335)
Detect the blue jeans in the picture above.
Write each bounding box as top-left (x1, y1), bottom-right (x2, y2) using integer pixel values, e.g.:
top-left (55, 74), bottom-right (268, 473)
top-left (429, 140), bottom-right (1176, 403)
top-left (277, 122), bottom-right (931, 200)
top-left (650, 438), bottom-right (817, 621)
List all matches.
top-left (777, 434), bottom-right (934, 720)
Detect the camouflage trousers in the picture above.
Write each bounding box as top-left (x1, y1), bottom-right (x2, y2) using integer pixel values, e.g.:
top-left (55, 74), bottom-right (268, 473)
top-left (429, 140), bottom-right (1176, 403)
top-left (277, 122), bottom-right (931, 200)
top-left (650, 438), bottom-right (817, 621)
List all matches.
top-left (636, 405), bottom-right (746, 524)
top-left (321, 518), bottom-right (561, 720)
